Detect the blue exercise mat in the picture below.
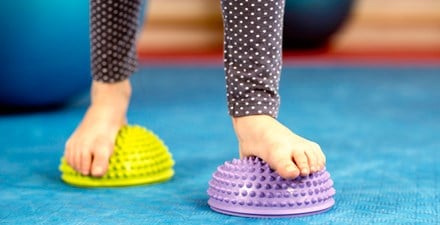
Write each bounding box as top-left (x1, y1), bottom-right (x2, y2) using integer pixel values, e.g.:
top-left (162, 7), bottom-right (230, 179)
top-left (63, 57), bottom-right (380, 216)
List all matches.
top-left (1, 66), bottom-right (439, 224)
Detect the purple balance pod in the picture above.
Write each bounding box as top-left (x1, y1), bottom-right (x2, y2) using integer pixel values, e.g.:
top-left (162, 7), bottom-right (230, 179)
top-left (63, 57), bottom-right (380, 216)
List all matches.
top-left (207, 157), bottom-right (336, 218)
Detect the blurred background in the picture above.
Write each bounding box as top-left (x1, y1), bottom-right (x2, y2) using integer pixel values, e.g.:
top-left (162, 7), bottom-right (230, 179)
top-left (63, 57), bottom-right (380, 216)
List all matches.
top-left (0, 0), bottom-right (439, 108)
top-left (138, 0), bottom-right (440, 59)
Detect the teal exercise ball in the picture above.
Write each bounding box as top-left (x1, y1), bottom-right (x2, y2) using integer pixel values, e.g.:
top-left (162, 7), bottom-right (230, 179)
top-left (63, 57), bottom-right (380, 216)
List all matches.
top-left (0, 1), bottom-right (90, 107)
top-left (283, 0), bottom-right (354, 49)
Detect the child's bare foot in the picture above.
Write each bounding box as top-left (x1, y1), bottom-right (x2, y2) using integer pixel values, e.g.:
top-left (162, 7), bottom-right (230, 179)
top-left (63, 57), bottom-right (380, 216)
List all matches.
top-left (64, 80), bottom-right (131, 177)
top-left (232, 115), bottom-right (326, 179)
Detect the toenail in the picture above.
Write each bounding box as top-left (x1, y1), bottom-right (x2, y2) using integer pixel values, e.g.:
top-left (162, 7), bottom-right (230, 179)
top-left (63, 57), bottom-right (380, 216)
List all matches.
top-left (94, 167), bottom-right (103, 175)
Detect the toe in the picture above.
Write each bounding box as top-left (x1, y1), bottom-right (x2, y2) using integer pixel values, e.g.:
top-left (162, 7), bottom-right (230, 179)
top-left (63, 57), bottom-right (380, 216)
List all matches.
top-left (305, 148), bottom-right (319, 173)
top-left (73, 146), bottom-right (82, 172)
top-left (91, 154), bottom-right (109, 177)
top-left (312, 143), bottom-right (326, 170)
top-left (268, 151), bottom-right (300, 179)
top-left (80, 151), bottom-right (92, 176)
top-left (292, 149), bottom-right (310, 176)
top-left (278, 162), bottom-right (300, 179)
top-left (91, 140), bottom-right (113, 177)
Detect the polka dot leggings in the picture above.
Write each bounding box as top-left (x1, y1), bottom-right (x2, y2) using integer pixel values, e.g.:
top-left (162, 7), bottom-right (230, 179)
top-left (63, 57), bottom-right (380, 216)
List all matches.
top-left (90, 0), bottom-right (141, 83)
top-left (90, 0), bottom-right (285, 118)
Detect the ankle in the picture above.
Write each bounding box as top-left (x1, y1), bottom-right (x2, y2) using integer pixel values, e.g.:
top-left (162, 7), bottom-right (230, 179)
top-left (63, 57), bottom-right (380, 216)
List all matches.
top-left (232, 115), bottom-right (267, 141)
top-left (232, 115), bottom-right (274, 129)
top-left (90, 80), bottom-right (132, 107)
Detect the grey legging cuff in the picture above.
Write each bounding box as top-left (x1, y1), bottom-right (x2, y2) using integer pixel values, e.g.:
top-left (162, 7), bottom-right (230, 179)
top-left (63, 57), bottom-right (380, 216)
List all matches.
top-left (222, 0), bottom-right (285, 118)
top-left (90, 0), bottom-right (142, 83)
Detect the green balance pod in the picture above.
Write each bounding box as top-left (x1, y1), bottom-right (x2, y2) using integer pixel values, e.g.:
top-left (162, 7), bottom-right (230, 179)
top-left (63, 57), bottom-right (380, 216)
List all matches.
top-left (59, 125), bottom-right (174, 187)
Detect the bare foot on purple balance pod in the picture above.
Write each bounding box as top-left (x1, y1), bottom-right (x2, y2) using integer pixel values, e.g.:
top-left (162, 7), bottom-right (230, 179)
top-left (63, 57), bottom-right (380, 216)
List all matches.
top-left (232, 115), bottom-right (326, 179)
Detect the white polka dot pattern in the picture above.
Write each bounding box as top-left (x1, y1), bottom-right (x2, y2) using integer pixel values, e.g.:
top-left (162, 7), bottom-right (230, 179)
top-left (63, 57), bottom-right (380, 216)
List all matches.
top-left (222, 0), bottom-right (285, 118)
top-left (90, 0), bottom-right (142, 83)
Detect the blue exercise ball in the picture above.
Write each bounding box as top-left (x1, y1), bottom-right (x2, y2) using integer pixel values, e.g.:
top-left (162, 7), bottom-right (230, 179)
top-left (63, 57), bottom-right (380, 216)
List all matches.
top-left (0, 1), bottom-right (90, 107)
top-left (283, 0), bottom-right (354, 49)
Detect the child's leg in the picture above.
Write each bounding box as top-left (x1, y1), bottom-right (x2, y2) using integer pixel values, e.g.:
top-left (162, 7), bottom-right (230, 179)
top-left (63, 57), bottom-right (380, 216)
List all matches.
top-left (221, 0), bottom-right (326, 178)
top-left (64, 0), bottom-right (143, 177)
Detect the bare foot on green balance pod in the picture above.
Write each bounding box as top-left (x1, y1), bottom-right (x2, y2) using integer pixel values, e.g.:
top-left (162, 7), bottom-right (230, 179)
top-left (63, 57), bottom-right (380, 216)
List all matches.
top-left (64, 80), bottom-right (131, 177)
top-left (232, 115), bottom-right (326, 179)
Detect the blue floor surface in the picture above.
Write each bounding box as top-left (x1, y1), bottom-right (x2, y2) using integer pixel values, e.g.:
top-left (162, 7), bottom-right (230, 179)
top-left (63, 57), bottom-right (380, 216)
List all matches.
top-left (1, 66), bottom-right (439, 224)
